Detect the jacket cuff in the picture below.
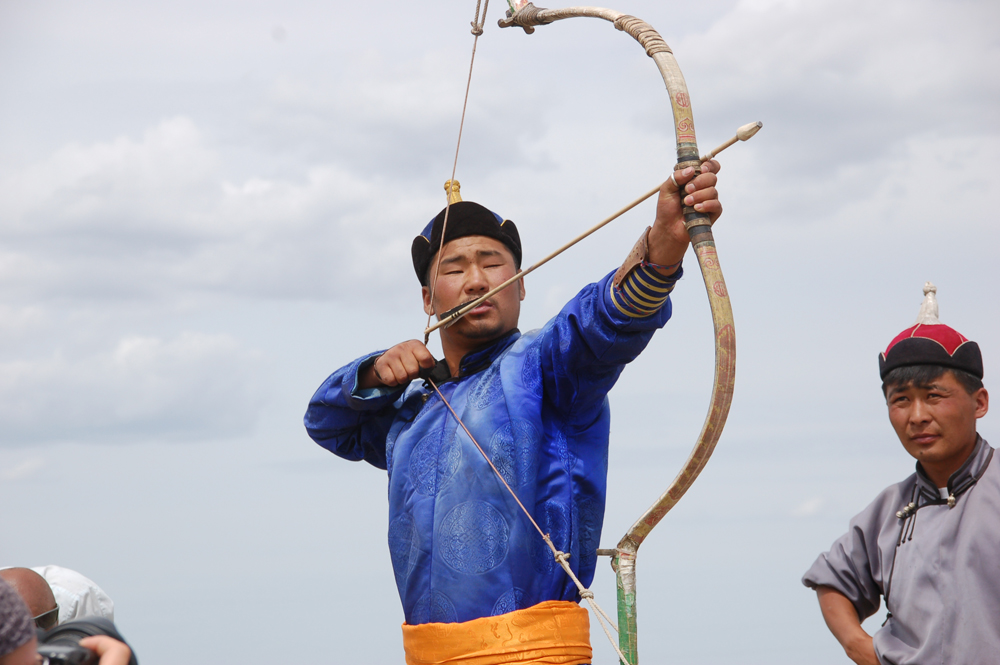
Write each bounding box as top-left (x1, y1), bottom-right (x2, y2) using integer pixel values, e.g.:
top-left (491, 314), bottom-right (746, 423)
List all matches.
top-left (347, 352), bottom-right (403, 401)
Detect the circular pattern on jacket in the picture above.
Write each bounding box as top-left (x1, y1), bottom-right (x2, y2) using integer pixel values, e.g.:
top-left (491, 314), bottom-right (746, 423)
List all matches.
top-left (439, 500), bottom-right (509, 574)
top-left (491, 588), bottom-right (527, 616)
top-left (531, 500), bottom-right (570, 575)
top-left (557, 320), bottom-right (572, 355)
top-left (413, 392), bottom-right (439, 423)
top-left (520, 341), bottom-right (542, 395)
top-left (410, 429), bottom-right (461, 496)
top-left (410, 590), bottom-right (458, 624)
top-left (388, 513), bottom-right (419, 584)
top-left (576, 496), bottom-right (602, 573)
top-left (489, 419), bottom-right (540, 487)
top-left (467, 362), bottom-right (504, 410)
top-left (552, 428), bottom-right (578, 472)
top-left (385, 432), bottom-right (397, 478)
top-left (580, 292), bottom-right (596, 330)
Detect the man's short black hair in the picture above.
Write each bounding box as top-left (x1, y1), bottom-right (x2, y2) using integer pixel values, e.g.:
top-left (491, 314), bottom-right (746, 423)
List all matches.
top-left (882, 364), bottom-right (984, 397)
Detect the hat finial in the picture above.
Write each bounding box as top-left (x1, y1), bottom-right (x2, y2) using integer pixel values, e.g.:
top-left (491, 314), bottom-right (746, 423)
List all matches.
top-left (915, 281), bottom-right (941, 325)
top-left (444, 180), bottom-right (463, 205)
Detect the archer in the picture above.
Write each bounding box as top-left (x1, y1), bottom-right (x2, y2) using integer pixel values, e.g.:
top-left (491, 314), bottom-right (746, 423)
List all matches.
top-left (304, 161), bottom-right (721, 664)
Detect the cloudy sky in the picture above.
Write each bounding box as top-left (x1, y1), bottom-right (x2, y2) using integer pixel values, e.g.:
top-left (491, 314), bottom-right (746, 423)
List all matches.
top-left (1, 0), bottom-right (998, 663)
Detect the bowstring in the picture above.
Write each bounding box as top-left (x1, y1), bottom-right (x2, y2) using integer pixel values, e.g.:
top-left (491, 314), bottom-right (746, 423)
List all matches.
top-left (418, 3), bottom-right (630, 661)
top-left (427, 377), bottom-right (631, 665)
top-left (423, 0), bottom-right (491, 345)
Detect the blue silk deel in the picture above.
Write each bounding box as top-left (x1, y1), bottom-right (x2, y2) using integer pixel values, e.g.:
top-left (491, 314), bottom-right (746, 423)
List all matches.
top-left (304, 269), bottom-right (672, 624)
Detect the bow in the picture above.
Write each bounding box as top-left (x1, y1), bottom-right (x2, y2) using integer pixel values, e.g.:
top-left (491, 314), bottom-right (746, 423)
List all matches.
top-left (498, 6), bottom-right (738, 662)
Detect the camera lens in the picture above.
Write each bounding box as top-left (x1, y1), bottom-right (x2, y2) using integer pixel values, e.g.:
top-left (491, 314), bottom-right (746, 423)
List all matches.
top-left (38, 618), bottom-right (137, 665)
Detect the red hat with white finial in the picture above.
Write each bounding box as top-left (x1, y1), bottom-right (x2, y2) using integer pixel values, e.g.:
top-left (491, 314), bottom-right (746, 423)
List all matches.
top-left (879, 282), bottom-right (983, 380)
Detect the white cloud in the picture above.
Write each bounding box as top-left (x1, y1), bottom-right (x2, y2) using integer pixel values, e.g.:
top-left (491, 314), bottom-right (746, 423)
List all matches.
top-left (0, 304), bottom-right (49, 345)
top-left (0, 456), bottom-right (45, 480)
top-left (0, 116), bottom-right (434, 304)
top-left (792, 497), bottom-right (826, 517)
top-left (0, 116), bottom-right (218, 231)
top-left (679, 0), bottom-right (1000, 210)
top-left (0, 332), bottom-right (265, 445)
top-left (10, 1), bottom-right (992, 314)
top-left (693, 0), bottom-right (999, 118)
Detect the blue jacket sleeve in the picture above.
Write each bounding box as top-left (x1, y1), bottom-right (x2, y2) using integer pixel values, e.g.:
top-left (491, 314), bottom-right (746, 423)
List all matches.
top-left (536, 269), bottom-right (674, 424)
top-left (303, 351), bottom-right (405, 469)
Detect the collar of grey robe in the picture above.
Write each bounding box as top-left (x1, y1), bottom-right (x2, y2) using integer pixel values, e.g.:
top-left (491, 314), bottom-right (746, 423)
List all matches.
top-left (886, 436), bottom-right (994, 604)
top-left (913, 435), bottom-right (994, 504)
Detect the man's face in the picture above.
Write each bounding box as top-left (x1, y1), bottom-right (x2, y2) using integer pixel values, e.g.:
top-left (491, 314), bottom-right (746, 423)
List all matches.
top-left (422, 235), bottom-right (524, 348)
top-left (886, 370), bottom-right (989, 482)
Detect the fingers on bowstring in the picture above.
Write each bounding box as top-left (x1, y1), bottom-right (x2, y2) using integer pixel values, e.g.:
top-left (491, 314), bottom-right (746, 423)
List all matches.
top-left (374, 357), bottom-right (397, 386)
top-left (414, 345), bottom-right (437, 369)
top-left (381, 353), bottom-right (410, 386)
top-left (400, 353), bottom-right (423, 381)
top-left (396, 345), bottom-right (437, 382)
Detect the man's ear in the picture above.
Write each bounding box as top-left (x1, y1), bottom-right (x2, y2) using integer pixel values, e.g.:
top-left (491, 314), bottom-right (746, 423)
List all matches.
top-left (974, 387), bottom-right (989, 419)
top-left (518, 270), bottom-right (526, 301)
top-left (422, 286), bottom-right (434, 316)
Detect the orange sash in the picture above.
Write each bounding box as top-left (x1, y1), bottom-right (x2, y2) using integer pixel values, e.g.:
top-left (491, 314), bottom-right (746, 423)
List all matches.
top-left (401, 600), bottom-right (592, 665)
